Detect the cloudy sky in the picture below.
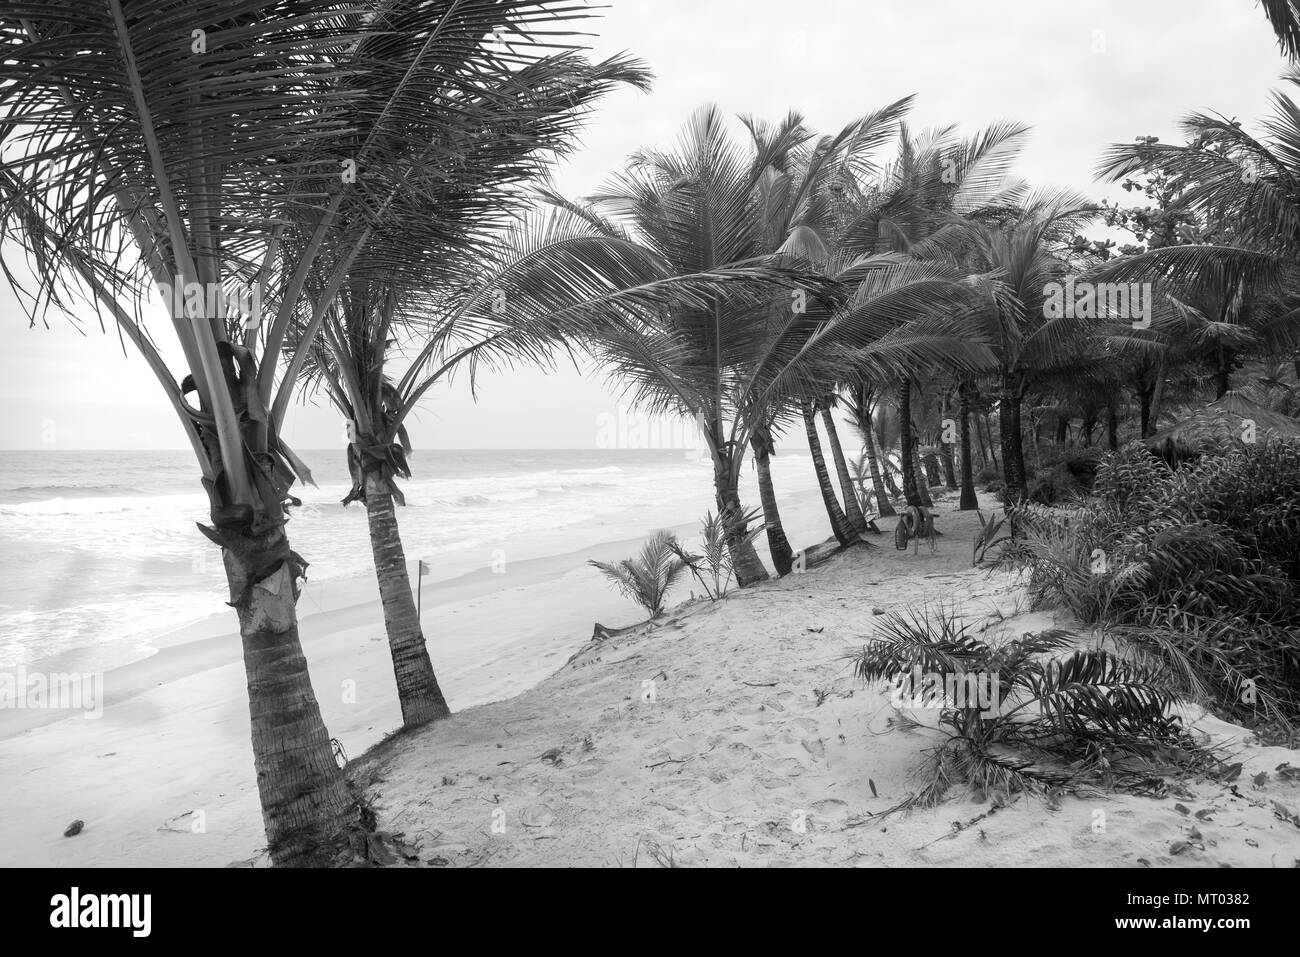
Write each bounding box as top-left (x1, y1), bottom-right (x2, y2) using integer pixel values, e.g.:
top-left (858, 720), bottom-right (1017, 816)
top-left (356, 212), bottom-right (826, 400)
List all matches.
top-left (0, 0), bottom-right (1290, 450)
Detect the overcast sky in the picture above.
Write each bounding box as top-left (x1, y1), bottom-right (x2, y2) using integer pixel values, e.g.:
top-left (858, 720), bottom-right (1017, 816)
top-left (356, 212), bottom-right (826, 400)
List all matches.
top-left (1, 0), bottom-right (1290, 450)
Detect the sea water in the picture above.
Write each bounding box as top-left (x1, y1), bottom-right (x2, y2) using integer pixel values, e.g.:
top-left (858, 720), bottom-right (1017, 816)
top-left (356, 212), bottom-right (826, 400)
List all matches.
top-left (0, 448), bottom-right (820, 673)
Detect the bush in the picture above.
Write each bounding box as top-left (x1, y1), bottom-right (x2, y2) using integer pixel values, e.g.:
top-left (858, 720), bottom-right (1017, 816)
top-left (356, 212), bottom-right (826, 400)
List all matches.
top-left (852, 605), bottom-right (1216, 806)
top-left (1043, 446), bottom-right (1104, 490)
top-left (1026, 462), bottom-right (1083, 505)
top-left (670, 509), bottom-right (758, 600)
top-left (589, 530), bottom-right (687, 619)
top-left (1015, 439), bottom-right (1300, 726)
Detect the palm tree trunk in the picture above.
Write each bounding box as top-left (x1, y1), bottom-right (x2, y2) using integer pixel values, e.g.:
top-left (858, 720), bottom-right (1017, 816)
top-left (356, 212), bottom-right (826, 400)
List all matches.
top-left (981, 413), bottom-right (998, 470)
top-left (899, 381), bottom-right (924, 508)
top-left (1106, 405), bottom-right (1119, 450)
top-left (857, 392), bottom-right (896, 518)
top-left (363, 473), bottom-right (450, 727)
top-left (803, 401), bottom-right (855, 545)
top-left (915, 449), bottom-right (934, 507)
top-left (1215, 347), bottom-right (1235, 398)
top-left (222, 525), bottom-right (351, 867)
top-left (1139, 385), bottom-right (1153, 438)
top-left (1150, 370), bottom-right (1166, 434)
top-left (749, 424), bottom-right (794, 576)
top-left (939, 393), bottom-right (958, 489)
top-left (874, 407), bottom-right (903, 497)
top-left (712, 454), bottom-right (769, 586)
top-left (820, 404), bottom-right (869, 533)
top-left (939, 443), bottom-right (958, 489)
top-left (958, 381), bottom-right (979, 510)
top-left (999, 371), bottom-right (1026, 503)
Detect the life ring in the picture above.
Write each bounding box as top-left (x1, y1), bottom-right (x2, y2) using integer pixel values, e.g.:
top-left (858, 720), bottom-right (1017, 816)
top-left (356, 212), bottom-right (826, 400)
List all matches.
top-left (894, 506), bottom-right (934, 550)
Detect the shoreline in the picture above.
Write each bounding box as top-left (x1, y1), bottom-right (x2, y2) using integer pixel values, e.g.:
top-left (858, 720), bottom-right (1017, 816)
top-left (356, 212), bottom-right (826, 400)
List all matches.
top-left (0, 487), bottom-right (832, 866)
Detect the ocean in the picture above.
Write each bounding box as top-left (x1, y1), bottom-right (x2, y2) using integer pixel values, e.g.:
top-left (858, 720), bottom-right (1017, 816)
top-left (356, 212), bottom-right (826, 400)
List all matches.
top-left (0, 447), bottom-right (820, 674)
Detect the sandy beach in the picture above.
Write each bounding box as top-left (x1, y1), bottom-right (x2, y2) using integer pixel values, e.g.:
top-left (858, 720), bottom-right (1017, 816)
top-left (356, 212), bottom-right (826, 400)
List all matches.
top-left (0, 488), bottom-right (833, 867)
top-left (352, 500), bottom-right (1300, 868)
top-left (9, 491), bottom-right (1297, 868)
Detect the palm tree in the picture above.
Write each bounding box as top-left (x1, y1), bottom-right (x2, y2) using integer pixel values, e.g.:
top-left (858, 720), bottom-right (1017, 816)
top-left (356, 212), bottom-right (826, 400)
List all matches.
top-left (802, 397), bottom-right (857, 544)
top-left (835, 121), bottom-right (1032, 504)
top-left (848, 380), bottom-right (898, 517)
top-left (288, 52), bottom-right (654, 729)
top-left (932, 191), bottom-right (1103, 502)
top-left (820, 397), bottom-right (874, 533)
top-left (573, 105), bottom-right (847, 585)
top-left (956, 378), bottom-right (980, 509)
top-left (0, 0), bottom-right (627, 865)
top-left (590, 530), bottom-right (687, 619)
top-left (741, 101), bottom-right (914, 551)
top-left (296, 205), bottom-right (685, 726)
top-left (1260, 0), bottom-right (1300, 57)
top-left (747, 413), bottom-right (796, 574)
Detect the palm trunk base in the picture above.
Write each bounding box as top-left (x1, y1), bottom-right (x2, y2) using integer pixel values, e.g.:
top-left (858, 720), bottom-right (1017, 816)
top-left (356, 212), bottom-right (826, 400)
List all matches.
top-left (363, 473), bottom-right (451, 728)
top-left (219, 527), bottom-right (352, 867)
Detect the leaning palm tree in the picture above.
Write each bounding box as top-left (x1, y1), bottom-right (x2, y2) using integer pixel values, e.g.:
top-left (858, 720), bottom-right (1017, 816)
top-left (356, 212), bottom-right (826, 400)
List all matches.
top-left (0, 0), bottom-right (630, 866)
top-left (742, 100), bottom-right (915, 552)
top-left (801, 395), bottom-right (858, 544)
top-left (927, 190), bottom-right (1103, 502)
top-left (285, 51), bottom-right (655, 728)
top-left (834, 120), bottom-right (1031, 505)
top-left (294, 205), bottom-right (696, 726)
top-left (848, 380), bottom-right (898, 516)
top-left (569, 105), bottom-right (842, 585)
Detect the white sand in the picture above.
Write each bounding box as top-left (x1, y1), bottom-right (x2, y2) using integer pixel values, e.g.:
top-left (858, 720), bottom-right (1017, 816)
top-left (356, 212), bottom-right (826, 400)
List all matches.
top-left (0, 488), bottom-right (831, 866)
top-left (355, 499), bottom-right (1300, 868)
top-left (6, 490), bottom-right (1298, 867)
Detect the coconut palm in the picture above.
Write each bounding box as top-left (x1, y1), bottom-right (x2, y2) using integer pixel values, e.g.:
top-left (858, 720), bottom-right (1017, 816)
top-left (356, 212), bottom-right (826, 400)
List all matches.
top-left (294, 203), bottom-right (708, 726)
top-left (802, 397), bottom-right (858, 544)
top-left (570, 105), bottom-right (847, 585)
top-left (285, 51), bottom-right (655, 728)
top-left (848, 380), bottom-right (898, 516)
top-left (0, 0), bottom-right (633, 866)
top-left (741, 101), bottom-right (915, 550)
top-left (1261, 0), bottom-right (1300, 58)
top-left (835, 121), bottom-right (1031, 505)
top-left (924, 190), bottom-right (1103, 502)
